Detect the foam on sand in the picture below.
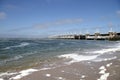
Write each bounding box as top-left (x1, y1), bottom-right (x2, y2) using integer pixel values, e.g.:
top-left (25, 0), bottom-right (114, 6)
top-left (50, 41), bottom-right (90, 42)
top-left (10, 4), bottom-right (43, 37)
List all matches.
top-left (106, 63), bottom-right (112, 67)
top-left (0, 72), bottom-right (17, 80)
top-left (0, 67), bottom-right (54, 80)
top-left (99, 66), bottom-right (106, 74)
top-left (94, 56), bottom-right (117, 62)
top-left (10, 69), bottom-right (38, 80)
top-left (0, 72), bottom-right (17, 77)
top-left (45, 74), bottom-right (51, 77)
top-left (58, 77), bottom-right (63, 79)
top-left (98, 64), bottom-right (112, 80)
top-left (58, 53), bottom-right (98, 64)
top-left (81, 75), bottom-right (85, 78)
top-left (0, 78), bottom-right (3, 80)
top-left (98, 73), bottom-right (109, 80)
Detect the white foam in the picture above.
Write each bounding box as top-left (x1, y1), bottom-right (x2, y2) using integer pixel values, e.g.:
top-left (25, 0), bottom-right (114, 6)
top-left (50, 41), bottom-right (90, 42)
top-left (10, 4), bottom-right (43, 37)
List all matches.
top-left (106, 63), bottom-right (112, 67)
top-left (10, 69), bottom-right (38, 80)
top-left (0, 67), bottom-right (53, 80)
top-left (94, 56), bottom-right (117, 62)
top-left (92, 48), bottom-right (120, 54)
top-left (3, 42), bottom-right (30, 50)
top-left (98, 66), bottom-right (110, 80)
top-left (58, 77), bottom-right (63, 79)
top-left (98, 73), bottom-right (109, 80)
top-left (39, 68), bottom-right (52, 71)
top-left (99, 66), bottom-right (105, 70)
top-left (45, 74), bottom-right (51, 77)
top-left (0, 72), bottom-right (17, 80)
top-left (58, 53), bottom-right (98, 63)
top-left (0, 72), bottom-right (17, 77)
top-left (0, 78), bottom-right (3, 80)
top-left (99, 66), bottom-right (106, 75)
top-left (81, 75), bottom-right (85, 78)
top-left (99, 69), bottom-right (106, 74)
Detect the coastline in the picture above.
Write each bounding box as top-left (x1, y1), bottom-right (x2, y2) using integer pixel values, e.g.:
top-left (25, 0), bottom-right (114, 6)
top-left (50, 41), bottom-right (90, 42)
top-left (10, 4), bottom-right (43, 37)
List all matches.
top-left (20, 58), bottom-right (120, 80)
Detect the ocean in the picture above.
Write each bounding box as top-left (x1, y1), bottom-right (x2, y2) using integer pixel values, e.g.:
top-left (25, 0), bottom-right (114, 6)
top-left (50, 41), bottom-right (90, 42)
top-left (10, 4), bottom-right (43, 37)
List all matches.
top-left (0, 39), bottom-right (120, 80)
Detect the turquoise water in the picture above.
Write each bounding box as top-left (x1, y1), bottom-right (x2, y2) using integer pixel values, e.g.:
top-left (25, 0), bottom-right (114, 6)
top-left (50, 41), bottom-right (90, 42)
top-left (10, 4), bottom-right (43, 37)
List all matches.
top-left (0, 39), bottom-right (119, 72)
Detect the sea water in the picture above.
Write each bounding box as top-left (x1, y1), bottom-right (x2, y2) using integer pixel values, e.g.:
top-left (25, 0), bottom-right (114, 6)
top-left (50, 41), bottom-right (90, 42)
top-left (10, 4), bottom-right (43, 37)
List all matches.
top-left (0, 39), bottom-right (120, 80)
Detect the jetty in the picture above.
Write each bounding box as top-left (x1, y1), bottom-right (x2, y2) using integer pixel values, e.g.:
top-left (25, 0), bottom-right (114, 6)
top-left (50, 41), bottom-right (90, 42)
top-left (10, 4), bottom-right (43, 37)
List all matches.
top-left (50, 32), bottom-right (120, 41)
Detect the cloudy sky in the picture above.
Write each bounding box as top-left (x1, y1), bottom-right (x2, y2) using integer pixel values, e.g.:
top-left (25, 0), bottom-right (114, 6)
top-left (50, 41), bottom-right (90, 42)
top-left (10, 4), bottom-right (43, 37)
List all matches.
top-left (0, 0), bottom-right (120, 38)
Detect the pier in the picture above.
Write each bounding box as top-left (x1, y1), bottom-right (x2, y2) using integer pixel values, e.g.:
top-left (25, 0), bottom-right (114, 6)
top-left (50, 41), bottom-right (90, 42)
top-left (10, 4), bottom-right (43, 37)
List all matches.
top-left (50, 32), bottom-right (120, 41)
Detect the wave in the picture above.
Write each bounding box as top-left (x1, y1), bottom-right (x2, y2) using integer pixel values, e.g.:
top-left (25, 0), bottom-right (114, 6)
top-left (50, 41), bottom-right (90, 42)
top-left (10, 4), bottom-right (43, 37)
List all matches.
top-left (0, 51), bottom-right (39, 64)
top-left (9, 69), bottom-right (38, 80)
top-left (94, 56), bottom-right (117, 62)
top-left (92, 48), bottom-right (120, 54)
top-left (85, 44), bottom-right (120, 55)
top-left (84, 41), bottom-right (120, 55)
top-left (3, 42), bottom-right (30, 50)
top-left (0, 67), bottom-right (54, 80)
top-left (0, 55), bottom-right (23, 64)
top-left (58, 53), bottom-right (98, 64)
top-left (0, 69), bottom-right (38, 80)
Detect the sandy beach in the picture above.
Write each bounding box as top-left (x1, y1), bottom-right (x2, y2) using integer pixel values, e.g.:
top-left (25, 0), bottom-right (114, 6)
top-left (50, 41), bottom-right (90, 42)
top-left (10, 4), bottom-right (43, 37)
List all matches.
top-left (20, 58), bottom-right (120, 80)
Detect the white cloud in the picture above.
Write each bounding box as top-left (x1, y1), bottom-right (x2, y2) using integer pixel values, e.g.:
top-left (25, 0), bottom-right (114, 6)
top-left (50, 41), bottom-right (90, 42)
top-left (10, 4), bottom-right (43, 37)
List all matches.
top-left (0, 12), bottom-right (6, 20)
top-left (35, 18), bottom-right (83, 29)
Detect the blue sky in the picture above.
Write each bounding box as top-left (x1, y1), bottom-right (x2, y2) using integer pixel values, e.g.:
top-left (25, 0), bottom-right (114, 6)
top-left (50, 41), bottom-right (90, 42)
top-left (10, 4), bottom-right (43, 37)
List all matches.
top-left (0, 0), bottom-right (120, 38)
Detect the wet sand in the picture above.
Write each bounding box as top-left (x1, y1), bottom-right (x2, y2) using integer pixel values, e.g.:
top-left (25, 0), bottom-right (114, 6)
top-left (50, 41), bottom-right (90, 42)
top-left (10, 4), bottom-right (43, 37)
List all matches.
top-left (20, 58), bottom-right (120, 80)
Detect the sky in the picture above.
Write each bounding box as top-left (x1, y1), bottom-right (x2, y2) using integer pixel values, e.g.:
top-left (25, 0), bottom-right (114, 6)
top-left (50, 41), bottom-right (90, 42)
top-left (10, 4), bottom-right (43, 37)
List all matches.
top-left (0, 0), bottom-right (120, 38)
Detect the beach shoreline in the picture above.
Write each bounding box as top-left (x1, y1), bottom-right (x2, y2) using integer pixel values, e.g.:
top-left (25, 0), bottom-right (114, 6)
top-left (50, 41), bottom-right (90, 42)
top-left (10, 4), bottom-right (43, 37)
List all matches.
top-left (20, 58), bottom-right (120, 80)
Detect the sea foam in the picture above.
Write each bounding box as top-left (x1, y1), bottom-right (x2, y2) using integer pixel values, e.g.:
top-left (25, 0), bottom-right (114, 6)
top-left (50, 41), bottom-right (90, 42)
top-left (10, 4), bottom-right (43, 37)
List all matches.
top-left (92, 48), bottom-right (120, 54)
top-left (9, 69), bottom-right (38, 80)
top-left (0, 67), bottom-right (54, 80)
top-left (58, 53), bottom-right (98, 64)
top-left (98, 65), bottom-right (111, 80)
